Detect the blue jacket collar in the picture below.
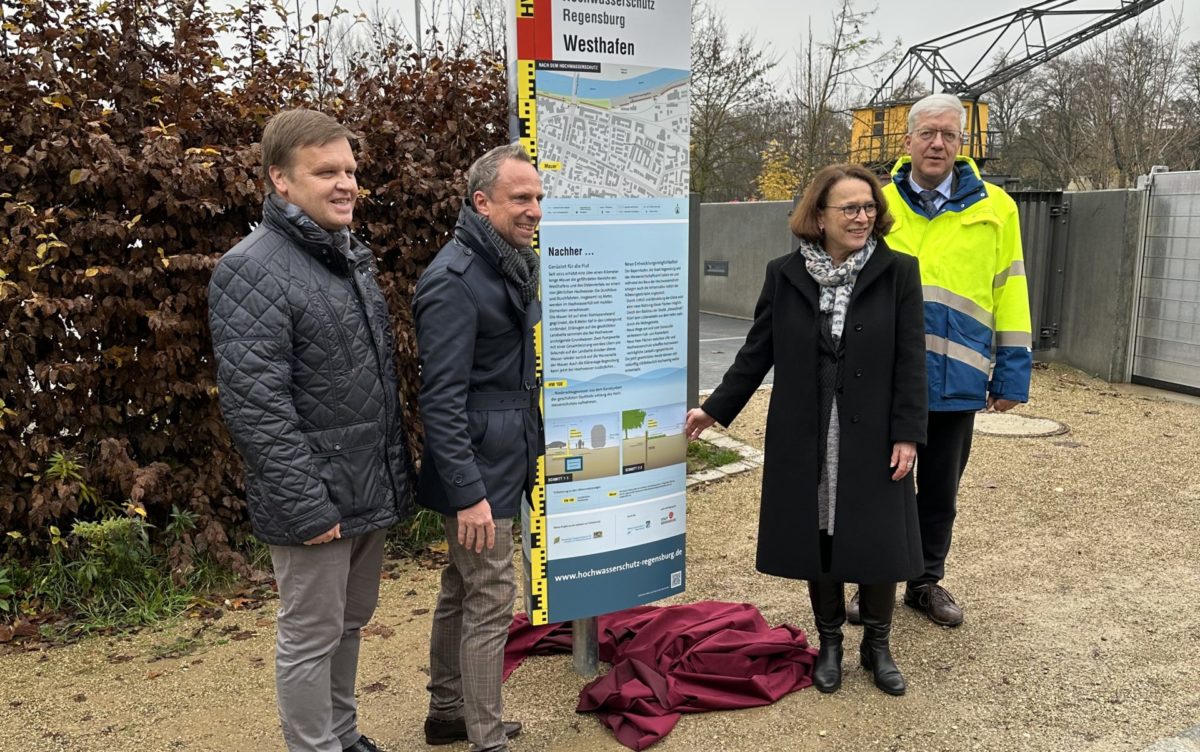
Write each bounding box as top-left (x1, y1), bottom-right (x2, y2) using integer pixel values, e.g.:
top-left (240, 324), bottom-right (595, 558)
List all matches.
top-left (890, 156), bottom-right (988, 217)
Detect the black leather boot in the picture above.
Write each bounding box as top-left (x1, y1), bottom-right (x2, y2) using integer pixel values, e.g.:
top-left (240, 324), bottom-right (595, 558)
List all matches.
top-left (858, 582), bottom-right (906, 696)
top-left (846, 587), bottom-right (862, 625)
top-left (806, 578), bottom-right (845, 693)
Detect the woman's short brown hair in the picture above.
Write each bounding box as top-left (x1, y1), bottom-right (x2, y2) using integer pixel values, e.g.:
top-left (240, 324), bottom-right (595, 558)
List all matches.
top-left (789, 163), bottom-right (894, 243)
top-left (260, 109), bottom-right (356, 193)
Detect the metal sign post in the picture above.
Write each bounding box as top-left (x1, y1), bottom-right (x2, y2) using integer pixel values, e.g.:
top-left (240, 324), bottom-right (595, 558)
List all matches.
top-left (572, 617), bottom-right (599, 677)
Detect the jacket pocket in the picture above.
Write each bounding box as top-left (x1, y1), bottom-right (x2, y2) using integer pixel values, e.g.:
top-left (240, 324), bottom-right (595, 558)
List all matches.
top-left (941, 317), bottom-right (991, 401)
top-left (303, 421), bottom-right (386, 518)
top-left (466, 408), bottom-right (513, 466)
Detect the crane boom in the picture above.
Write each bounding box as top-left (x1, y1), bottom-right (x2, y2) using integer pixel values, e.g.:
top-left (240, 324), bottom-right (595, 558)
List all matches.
top-left (965, 2), bottom-right (1165, 97)
top-left (851, 0), bottom-right (1166, 170)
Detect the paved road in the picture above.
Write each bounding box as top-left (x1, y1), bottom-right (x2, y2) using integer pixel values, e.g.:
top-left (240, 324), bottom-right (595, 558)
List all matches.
top-left (698, 312), bottom-right (771, 392)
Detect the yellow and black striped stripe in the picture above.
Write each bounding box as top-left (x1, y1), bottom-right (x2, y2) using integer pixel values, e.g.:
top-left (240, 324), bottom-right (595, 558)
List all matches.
top-left (516, 52), bottom-right (548, 625)
top-left (516, 59), bottom-right (538, 160)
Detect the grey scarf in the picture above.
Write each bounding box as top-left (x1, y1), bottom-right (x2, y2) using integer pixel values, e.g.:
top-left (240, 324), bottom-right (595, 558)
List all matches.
top-left (798, 235), bottom-right (875, 340)
top-left (481, 219), bottom-right (540, 305)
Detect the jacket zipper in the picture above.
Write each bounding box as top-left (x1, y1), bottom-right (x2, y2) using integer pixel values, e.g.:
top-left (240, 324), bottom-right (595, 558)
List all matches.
top-left (349, 256), bottom-right (403, 508)
top-left (315, 290), bottom-right (356, 370)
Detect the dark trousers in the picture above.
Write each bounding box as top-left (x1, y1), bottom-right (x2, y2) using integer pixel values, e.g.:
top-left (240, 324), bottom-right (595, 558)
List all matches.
top-left (910, 410), bottom-right (976, 588)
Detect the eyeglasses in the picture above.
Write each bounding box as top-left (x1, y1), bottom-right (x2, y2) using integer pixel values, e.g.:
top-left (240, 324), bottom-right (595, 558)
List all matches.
top-left (825, 202), bottom-right (879, 219)
top-left (913, 128), bottom-right (963, 145)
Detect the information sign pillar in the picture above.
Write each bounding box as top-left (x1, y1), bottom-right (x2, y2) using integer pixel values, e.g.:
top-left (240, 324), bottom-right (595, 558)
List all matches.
top-left (509, 0), bottom-right (692, 652)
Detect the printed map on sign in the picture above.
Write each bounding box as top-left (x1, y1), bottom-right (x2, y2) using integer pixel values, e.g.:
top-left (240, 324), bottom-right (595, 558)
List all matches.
top-left (537, 65), bottom-right (689, 198)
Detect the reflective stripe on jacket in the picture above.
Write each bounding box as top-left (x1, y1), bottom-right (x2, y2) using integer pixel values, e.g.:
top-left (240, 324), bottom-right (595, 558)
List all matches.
top-left (882, 156), bottom-right (1032, 411)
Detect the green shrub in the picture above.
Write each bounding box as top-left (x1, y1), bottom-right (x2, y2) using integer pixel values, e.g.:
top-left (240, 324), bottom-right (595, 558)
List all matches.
top-left (686, 440), bottom-right (743, 474)
top-left (0, 454), bottom-right (238, 632)
top-left (388, 508), bottom-right (447, 557)
top-left (27, 516), bottom-right (192, 629)
top-left (0, 567), bottom-right (14, 614)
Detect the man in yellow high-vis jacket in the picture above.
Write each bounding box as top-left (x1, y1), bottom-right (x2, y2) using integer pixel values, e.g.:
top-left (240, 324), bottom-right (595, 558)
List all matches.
top-left (849, 93), bottom-right (1032, 628)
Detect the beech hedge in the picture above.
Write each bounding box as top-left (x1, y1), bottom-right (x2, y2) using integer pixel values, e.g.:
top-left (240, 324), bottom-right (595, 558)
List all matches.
top-left (0, 0), bottom-right (508, 568)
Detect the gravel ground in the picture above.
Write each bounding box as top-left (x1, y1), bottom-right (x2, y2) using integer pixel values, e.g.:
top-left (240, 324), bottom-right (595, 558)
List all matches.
top-left (2, 363), bottom-right (1198, 752)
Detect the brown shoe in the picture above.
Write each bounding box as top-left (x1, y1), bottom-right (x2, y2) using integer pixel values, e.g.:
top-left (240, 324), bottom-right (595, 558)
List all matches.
top-left (904, 583), bottom-right (964, 627)
top-left (424, 717), bottom-right (523, 746)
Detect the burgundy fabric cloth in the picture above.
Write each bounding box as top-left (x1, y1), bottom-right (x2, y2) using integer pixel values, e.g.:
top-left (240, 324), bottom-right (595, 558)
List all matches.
top-left (504, 601), bottom-right (817, 750)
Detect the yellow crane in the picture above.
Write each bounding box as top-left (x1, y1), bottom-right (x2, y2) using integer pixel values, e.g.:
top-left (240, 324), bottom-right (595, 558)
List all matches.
top-left (850, 0), bottom-right (1166, 172)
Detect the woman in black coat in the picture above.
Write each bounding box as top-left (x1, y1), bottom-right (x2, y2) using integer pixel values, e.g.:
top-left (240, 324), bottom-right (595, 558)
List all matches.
top-left (685, 164), bottom-right (927, 696)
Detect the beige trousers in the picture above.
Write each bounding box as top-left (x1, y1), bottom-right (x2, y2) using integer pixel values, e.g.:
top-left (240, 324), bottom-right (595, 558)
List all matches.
top-left (427, 515), bottom-right (517, 752)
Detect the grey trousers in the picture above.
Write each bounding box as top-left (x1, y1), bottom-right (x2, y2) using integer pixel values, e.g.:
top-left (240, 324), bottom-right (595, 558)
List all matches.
top-left (428, 516), bottom-right (517, 752)
top-left (270, 528), bottom-right (387, 752)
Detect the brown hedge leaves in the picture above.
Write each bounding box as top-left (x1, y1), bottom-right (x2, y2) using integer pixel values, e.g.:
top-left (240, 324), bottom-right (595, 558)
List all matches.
top-left (0, 0), bottom-right (507, 567)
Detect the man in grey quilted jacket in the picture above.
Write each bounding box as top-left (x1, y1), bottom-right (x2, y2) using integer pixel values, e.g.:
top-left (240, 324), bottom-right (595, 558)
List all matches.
top-left (208, 109), bottom-right (409, 752)
top-left (414, 143), bottom-right (542, 752)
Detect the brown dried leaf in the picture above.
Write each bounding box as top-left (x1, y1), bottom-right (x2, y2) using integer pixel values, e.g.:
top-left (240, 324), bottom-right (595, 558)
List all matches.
top-left (363, 624), bottom-right (395, 639)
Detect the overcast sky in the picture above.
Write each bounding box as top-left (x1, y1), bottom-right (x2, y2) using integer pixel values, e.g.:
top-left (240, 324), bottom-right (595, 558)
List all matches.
top-left (710, 0), bottom-right (1198, 89)
top-left (312, 0), bottom-right (1199, 52)
top-left (273, 0), bottom-right (1198, 87)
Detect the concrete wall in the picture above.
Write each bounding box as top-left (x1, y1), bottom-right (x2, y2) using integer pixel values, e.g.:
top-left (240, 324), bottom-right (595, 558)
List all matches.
top-left (697, 201), bottom-right (795, 319)
top-left (687, 194), bottom-right (700, 408)
top-left (1043, 190), bottom-right (1144, 382)
top-left (697, 190), bottom-right (1149, 384)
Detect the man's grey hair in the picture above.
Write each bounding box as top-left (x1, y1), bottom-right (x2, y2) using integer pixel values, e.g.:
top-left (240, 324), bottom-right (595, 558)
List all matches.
top-left (907, 93), bottom-right (966, 133)
top-left (467, 142), bottom-right (533, 204)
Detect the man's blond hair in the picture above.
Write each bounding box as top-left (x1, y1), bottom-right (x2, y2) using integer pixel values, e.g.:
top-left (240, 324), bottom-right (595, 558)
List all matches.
top-left (260, 109), bottom-right (355, 193)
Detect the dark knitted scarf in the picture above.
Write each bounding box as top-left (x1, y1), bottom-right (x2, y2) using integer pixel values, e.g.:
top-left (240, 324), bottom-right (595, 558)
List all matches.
top-left (480, 218), bottom-right (540, 305)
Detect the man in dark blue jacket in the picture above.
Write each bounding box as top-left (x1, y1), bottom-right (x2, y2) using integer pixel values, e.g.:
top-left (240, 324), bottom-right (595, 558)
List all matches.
top-left (414, 143), bottom-right (542, 752)
top-left (209, 109), bottom-right (409, 752)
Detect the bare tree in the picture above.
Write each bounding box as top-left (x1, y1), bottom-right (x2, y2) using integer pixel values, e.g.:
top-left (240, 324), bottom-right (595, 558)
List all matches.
top-left (982, 52), bottom-right (1034, 171)
top-left (1184, 41), bottom-right (1200, 115)
top-left (786, 0), bottom-right (895, 184)
top-left (330, 1), bottom-right (416, 74)
top-left (1006, 9), bottom-right (1192, 189)
top-left (1022, 57), bottom-right (1093, 188)
top-left (439, 0), bottom-right (507, 54)
top-left (689, 0), bottom-right (778, 200)
top-left (1089, 11), bottom-right (1189, 187)
top-left (1178, 41), bottom-right (1200, 170)
top-left (291, 0), bottom-right (507, 79)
